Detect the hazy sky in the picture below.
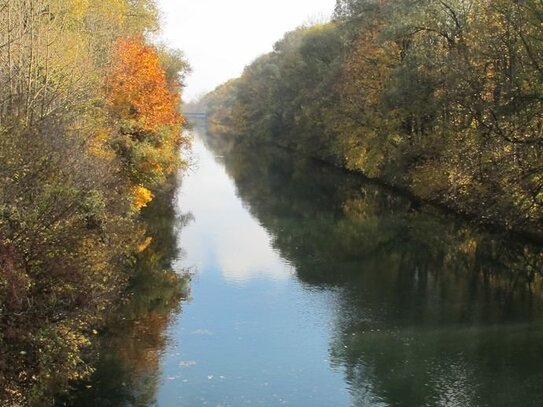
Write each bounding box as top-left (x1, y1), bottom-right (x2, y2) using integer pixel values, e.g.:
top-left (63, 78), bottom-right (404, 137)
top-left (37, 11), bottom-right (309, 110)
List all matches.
top-left (157, 0), bottom-right (337, 101)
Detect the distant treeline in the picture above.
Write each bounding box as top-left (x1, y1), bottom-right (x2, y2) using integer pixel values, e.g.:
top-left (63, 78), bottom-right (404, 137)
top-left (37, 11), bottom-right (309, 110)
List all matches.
top-left (0, 0), bottom-right (189, 404)
top-left (202, 0), bottom-right (543, 236)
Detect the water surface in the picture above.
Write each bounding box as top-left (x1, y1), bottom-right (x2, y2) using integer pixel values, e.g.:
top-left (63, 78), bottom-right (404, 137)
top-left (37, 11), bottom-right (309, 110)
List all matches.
top-left (67, 126), bottom-right (543, 406)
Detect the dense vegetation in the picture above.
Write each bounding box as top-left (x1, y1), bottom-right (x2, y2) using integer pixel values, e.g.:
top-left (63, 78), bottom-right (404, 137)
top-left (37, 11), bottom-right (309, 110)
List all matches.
top-left (203, 0), bottom-right (543, 237)
top-left (58, 186), bottom-right (190, 407)
top-left (0, 1), bottom-right (189, 404)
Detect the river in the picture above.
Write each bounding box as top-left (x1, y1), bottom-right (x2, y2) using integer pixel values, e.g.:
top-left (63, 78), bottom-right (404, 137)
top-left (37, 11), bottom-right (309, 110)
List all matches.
top-left (64, 125), bottom-right (543, 406)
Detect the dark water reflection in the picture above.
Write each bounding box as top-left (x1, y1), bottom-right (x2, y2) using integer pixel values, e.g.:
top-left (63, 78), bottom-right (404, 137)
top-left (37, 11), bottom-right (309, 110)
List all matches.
top-left (202, 130), bottom-right (543, 407)
top-left (59, 186), bottom-right (189, 407)
top-left (63, 124), bottom-right (543, 406)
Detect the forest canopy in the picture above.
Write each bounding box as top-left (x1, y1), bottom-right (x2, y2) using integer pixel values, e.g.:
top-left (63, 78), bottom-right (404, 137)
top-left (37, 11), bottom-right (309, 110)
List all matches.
top-left (203, 0), bottom-right (543, 237)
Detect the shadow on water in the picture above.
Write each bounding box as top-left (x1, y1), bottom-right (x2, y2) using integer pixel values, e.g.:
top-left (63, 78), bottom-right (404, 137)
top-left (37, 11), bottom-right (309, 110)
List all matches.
top-left (58, 181), bottom-right (192, 407)
top-left (202, 129), bottom-right (543, 407)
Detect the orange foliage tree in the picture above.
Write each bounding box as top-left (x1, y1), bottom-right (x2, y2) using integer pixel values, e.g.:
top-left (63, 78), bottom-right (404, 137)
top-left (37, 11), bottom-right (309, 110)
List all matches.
top-left (107, 38), bottom-right (186, 200)
top-left (108, 37), bottom-right (183, 133)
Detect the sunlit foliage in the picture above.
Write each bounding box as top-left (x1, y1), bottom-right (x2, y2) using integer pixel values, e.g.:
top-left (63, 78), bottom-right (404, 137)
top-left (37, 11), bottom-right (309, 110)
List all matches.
top-left (107, 37), bottom-right (188, 190)
top-left (108, 38), bottom-right (183, 134)
top-left (0, 0), bottom-right (189, 404)
top-left (204, 0), bottom-right (543, 236)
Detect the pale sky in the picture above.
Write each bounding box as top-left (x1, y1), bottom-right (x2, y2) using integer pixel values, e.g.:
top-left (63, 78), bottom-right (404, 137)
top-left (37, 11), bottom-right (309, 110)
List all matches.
top-left (157, 0), bottom-right (337, 101)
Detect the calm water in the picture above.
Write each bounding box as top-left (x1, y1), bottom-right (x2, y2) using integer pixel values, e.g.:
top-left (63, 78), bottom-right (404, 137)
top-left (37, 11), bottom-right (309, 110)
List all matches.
top-left (66, 126), bottom-right (543, 406)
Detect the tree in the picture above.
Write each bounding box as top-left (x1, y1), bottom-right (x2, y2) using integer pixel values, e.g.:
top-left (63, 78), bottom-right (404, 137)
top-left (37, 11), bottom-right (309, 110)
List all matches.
top-left (107, 37), bottom-right (187, 189)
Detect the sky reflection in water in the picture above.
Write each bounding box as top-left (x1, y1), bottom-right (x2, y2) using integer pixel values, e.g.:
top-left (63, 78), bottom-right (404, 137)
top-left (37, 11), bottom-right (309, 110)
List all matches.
top-left (70, 127), bottom-right (543, 407)
top-left (160, 134), bottom-right (348, 406)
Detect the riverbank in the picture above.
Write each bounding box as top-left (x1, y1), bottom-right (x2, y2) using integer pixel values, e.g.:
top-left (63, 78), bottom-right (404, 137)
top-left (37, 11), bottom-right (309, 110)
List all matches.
top-left (56, 182), bottom-right (190, 406)
top-left (206, 124), bottom-right (543, 246)
top-left (199, 0), bottom-right (543, 240)
top-left (0, 1), bottom-right (189, 404)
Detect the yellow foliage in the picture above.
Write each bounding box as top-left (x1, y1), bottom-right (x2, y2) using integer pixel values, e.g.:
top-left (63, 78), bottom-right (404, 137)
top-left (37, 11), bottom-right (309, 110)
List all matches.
top-left (88, 129), bottom-right (115, 159)
top-left (93, 0), bottom-right (128, 28)
top-left (410, 163), bottom-right (451, 199)
top-left (132, 186), bottom-right (154, 210)
top-left (137, 236), bottom-right (153, 253)
top-left (459, 239), bottom-right (478, 256)
top-left (54, 0), bottom-right (90, 22)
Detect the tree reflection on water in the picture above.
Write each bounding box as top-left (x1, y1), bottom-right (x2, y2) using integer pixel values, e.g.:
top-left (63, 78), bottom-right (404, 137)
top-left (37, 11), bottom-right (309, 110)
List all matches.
top-left (59, 183), bottom-right (192, 407)
top-left (204, 129), bottom-right (543, 407)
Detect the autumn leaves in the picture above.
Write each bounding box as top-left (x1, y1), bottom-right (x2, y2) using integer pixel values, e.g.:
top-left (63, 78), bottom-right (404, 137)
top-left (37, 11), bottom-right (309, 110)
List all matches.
top-left (0, 1), bottom-right (188, 403)
top-left (107, 38), bottom-right (186, 211)
top-left (203, 0), bottom-right (543, 235)
top-left (108, 39), bottom-right (183, 133)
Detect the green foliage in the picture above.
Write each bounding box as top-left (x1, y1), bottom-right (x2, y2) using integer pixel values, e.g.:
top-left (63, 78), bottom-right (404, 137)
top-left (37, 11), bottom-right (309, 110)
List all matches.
top-left (156, 44), bottom-right (192, 88)
top-left (205, 0), bottom-right (543, 235)
top-left (205, 23), bottom-right (345, 162)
